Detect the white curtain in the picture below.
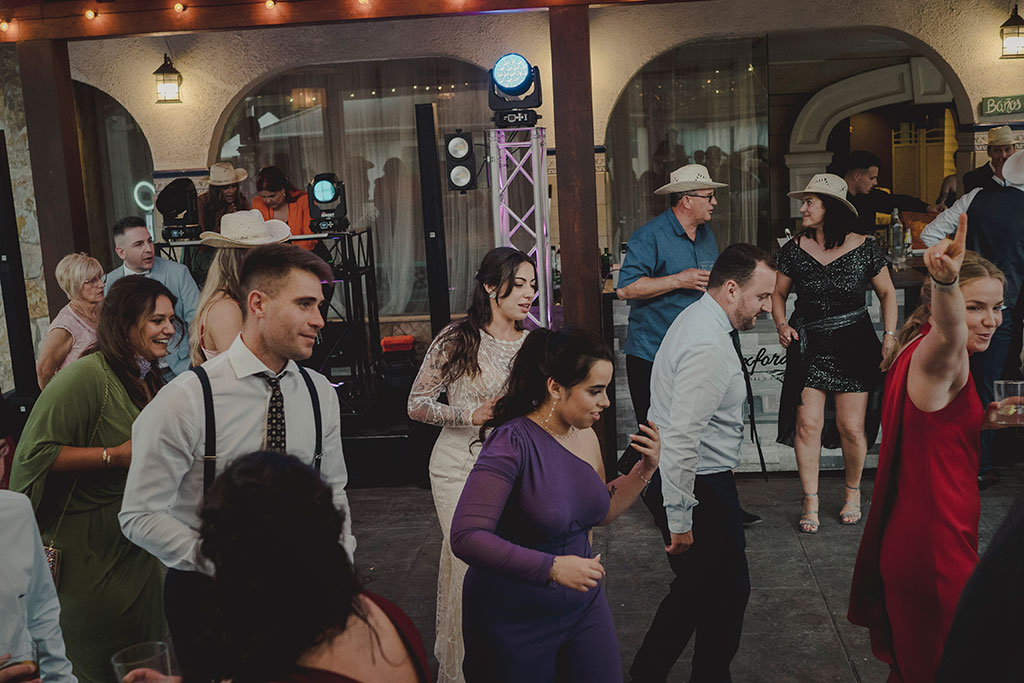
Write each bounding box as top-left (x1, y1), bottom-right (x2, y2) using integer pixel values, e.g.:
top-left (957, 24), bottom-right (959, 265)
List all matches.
top-left (606, 37), bottom-right (769, 251)
top-left (217, 58), bottom-right (494, 315)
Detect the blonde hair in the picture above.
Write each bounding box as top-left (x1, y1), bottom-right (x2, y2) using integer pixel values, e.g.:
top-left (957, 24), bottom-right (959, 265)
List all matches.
top-left (190, 247), bottom-right (248, 365)
top-left (881, 251), bottom-right (1006, 371)
top-left (55, 252), bottom-right (103, 300)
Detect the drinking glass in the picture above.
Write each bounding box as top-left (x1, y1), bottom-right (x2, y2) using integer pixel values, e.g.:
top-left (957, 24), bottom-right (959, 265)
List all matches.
top-left (699, 260), bottom-right (715, 272)
top-left (0, 639), bottom-right (39, 683)
top-left (110, 642), bottom-right (171, 683)
top-left (994, 380), bottom-right (1024, 426)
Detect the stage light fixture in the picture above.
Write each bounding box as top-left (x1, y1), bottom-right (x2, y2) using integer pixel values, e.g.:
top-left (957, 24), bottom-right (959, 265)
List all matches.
top-left (1002, 4), bottom-right (1024, 58)
top-left (154, 54), bottom-right (183, 103)
top-left (489, 53), bottom-right (542, 128)
top-left (444, 131), bottom-right (477, 192)
top-left (307, 173), bottom-right (349, 233)
top-left (85, 9), bottom-right (97, 19)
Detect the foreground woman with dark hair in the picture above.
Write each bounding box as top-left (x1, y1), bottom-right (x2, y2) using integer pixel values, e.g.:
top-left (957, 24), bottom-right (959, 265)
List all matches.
top-left (11, 276), bottom-right (175, 683)
top-left (126, 451), bottom-right (429, 683)
top-left (451, 327), bottom-right (660, 682)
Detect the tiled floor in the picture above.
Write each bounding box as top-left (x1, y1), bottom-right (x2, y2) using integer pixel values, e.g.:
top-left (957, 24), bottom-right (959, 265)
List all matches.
top-left (349, 468), bottom-right (1023, 683)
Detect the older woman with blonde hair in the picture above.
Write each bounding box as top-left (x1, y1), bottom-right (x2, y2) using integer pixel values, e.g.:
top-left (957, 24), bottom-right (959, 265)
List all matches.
top-left (36, 253), bottom-right (105, 389)
top-left (190, 209), bottom-right (290, 364)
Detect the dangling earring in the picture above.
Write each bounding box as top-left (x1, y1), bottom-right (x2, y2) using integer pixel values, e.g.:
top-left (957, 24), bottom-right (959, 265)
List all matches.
top-left (488, 290), bottom-right (498, 299)
top-left (544, 398), bottom-right (557, 428)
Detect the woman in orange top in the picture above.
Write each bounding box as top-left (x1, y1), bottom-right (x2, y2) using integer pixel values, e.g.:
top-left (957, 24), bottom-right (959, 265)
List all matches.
top-left (252, 166), bottom-right (315, 250)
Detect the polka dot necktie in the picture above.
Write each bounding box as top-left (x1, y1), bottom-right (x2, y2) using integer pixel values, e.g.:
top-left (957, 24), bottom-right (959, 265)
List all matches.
top-left (261, 372), bottom-right (286, 452)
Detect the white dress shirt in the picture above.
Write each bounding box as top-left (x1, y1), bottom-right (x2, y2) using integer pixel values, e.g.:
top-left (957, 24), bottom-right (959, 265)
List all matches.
top-left (648, 293), bottom-right (746, 534)
top-left (119, 334), bottom-right (355, 574)
top-left (921, 179), bottom-right (1023, 246)
top-left (0, 491), bottom-right (76, 683)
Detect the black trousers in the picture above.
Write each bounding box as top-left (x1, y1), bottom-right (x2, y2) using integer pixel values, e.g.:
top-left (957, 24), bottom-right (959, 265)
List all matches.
top-left (626, 355), bottom-right (672, 538)
top-left (629, 471), bottom-right (750, 683)
top-left (164, 568), bottom-right (217, 683)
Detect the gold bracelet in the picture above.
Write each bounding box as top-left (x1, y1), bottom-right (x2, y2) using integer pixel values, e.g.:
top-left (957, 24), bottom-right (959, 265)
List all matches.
top-left (102, 448), bottom-right (111, 467)
top-left (638, 470), bottom-right (652, 485)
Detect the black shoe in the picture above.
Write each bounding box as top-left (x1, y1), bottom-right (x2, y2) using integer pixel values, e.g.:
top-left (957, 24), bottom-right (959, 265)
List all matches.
top-left (741, 508), bottom-right (762, 526)
top-left (979, 470), bottom-right (1001, 491)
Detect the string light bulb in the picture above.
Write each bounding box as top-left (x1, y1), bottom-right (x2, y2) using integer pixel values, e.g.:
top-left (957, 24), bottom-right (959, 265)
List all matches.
top-left (264, 0), bottom-right (276, 8)
top-left (174, 3), bottom-right (186, 12)
top-left (0, 19), bottom-right (9, 31)
top-left (85, 9), bottom-right (97, 19)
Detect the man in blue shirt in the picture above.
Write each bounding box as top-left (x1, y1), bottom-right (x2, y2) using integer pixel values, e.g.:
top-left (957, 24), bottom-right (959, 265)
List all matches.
top-left (617, 164), bottom-right (726, 526)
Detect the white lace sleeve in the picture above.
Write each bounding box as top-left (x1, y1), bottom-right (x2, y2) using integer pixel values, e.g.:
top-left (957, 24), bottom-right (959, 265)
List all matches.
top-left (408, 331), bottom-right (474, 427)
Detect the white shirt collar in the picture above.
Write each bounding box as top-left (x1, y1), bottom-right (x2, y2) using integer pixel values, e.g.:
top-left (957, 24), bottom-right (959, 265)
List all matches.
top-left (698, 292), bottom-right (735, 333)
top-left (123, 262), bottom-right (152, 276)
top-left (225, 333), bottom-right (298, 380)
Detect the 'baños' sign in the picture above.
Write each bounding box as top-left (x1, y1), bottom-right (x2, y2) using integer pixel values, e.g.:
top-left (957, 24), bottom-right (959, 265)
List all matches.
top-left (981, 95), bottom-right (1024, 117)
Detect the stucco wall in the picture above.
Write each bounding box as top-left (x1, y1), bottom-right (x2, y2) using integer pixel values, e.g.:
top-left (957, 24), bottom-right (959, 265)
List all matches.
top-left (0, 46), bottom-right (49, 395)
top-left (65, 0), bottom-right (1023, 177)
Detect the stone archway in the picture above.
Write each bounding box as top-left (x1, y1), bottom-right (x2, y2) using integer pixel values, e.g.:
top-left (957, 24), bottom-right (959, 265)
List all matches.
top-left (784, 57), bottom-right (952, 216)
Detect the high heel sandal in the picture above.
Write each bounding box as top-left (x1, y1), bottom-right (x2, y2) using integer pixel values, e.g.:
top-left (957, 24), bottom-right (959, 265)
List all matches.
top-left (799, 493), bottom-right (819, 534)
top-left (839, 485), bottom-right (862, 525)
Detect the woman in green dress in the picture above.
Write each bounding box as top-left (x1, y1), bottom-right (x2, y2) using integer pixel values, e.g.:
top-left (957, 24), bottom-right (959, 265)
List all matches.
top-left (11, 275), bottom-right (179, 683)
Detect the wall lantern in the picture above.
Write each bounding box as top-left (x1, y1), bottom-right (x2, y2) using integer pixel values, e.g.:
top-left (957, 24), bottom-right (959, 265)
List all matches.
top-left (154, 54), bottom-right (182, 103)
top-left (1002, 4), bottom-right (1024, 58)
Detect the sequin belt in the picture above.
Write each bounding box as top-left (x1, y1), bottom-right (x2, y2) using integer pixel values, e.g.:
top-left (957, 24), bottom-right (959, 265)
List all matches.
top-left (796, 306), bottom-right (868, 356)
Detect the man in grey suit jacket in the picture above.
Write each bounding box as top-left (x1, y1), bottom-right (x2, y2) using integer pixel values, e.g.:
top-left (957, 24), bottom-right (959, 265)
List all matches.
top-left (105, 216), bottom-right (199, 377)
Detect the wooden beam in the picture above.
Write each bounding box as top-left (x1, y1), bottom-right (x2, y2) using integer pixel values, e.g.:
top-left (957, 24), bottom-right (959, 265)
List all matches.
top-left (0, 0), bottom-right (692, 42)
top-left (549, 5), bottom-right (600, 332)
top-left (17, 39), bottom-right (90, 320)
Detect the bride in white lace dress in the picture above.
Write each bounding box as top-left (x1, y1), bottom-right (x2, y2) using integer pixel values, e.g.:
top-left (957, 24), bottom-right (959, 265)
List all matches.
top-left (408, 248), bottom-right (537, 683)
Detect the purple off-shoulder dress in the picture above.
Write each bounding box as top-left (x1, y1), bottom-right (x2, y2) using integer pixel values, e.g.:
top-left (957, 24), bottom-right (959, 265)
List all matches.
top-left (450, 416), bottom-right (621, 683)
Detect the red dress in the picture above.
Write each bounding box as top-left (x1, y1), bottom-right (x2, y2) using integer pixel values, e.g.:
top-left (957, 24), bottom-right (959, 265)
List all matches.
top-left (849, 329), bottom-right (982, 683)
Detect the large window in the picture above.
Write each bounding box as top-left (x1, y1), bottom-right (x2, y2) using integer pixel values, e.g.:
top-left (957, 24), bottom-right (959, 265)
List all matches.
top-left (215, 58), bottom-right (494, 315)
top-left (605, 37), bottom-right (769, 250)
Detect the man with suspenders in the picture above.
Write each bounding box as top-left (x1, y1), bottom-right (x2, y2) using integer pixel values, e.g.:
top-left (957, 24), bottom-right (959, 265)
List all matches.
top-left (120, 243), bottom-right (355, 681)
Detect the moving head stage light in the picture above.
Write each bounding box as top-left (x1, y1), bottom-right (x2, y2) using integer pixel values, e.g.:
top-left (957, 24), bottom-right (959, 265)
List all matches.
top-left (156, 178), bottom-right (200, 241)
top-left (489, 53), bottom-right (542, 128)
top-left (308, 173), bottom-right (350, 233)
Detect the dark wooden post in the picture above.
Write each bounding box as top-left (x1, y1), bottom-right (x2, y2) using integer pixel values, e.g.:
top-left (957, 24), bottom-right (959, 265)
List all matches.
top-left (549, 6), bottom-right (600, 333)
top-left (17, 39), bottom-right (90, 320)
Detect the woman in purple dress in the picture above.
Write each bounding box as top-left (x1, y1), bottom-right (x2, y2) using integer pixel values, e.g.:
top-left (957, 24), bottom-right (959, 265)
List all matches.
top-left (451, 327), bottom-right (660, 683)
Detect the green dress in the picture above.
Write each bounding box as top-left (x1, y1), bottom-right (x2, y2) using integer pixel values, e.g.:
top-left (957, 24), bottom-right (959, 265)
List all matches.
top-left (10, 353), bottom-right (165, 683)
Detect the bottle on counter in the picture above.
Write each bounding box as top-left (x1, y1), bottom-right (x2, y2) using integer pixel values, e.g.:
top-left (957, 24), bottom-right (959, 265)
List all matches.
top-left (551, 245), bottom-right (562, 305)
top-left (890, 208), bottom-right (905, 268)
top-left (601, 247), bottom-right (612, 280)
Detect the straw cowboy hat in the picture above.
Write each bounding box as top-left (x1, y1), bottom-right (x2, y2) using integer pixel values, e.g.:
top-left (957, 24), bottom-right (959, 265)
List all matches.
top-left (787, 173), bottom-right (859, 217)
top-left (653, 164), bottom-right (728, 195)
top-left (988, 126), bottom-right (1015, 147)
top-left (1003, 149), bottom-right (1024, 185)
top-left (199, 209), bottom-right (290, 248)
top-left (208, 162), bottom-right (248, 186)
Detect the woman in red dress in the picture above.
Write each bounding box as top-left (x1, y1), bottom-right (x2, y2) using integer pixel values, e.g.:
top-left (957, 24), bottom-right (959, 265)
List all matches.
top-left (849, 215), bottom-right (1006, 683)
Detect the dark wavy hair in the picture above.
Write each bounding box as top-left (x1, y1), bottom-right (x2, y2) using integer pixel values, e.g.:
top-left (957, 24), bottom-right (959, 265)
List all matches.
top-left (199, 451), bottom-right (364, 683)
top-left (479, 326), bottom-right (613, 443)
top-left (86, 275), bottom-right (176, 409)
top-left (437, 247), bottom-right (535, 386)
top-left (800, 194), bottom-right (857, 250)
top-left (255, 166), bottom-right (302, 203)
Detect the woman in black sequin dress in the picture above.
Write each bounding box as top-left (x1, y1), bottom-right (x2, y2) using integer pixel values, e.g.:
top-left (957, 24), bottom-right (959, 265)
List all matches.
top-left (771, 174), bottom-right (897, 534)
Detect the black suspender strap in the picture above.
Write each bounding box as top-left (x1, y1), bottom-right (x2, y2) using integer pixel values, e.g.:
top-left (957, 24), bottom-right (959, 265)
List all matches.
top-left (192, 365), bottom-right (217, 494)
top-left (297, 366), bottom-right (323, 472)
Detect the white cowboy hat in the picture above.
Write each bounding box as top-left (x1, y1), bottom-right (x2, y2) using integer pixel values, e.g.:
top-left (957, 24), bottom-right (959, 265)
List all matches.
top-left (988, 126), bottom-right (1015, 147)
top-left (199, 209), bottom-right (290, 248)
top-left (1003, 149), bottom-right (1024, 185)
top-left (653, 164), bottom-right (728, 195)
top-left (787, 173), bottom-right (859, 217)
top-left (208, 162), bottom-right (248, 186)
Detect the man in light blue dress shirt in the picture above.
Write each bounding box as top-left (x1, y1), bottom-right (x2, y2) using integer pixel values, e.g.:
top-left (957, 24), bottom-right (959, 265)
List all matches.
top-left (104, 216), bottom-right (199, 378)
top-left (629, 244), bottom-right (776, 683)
